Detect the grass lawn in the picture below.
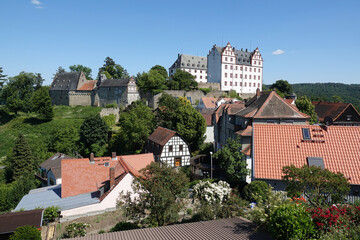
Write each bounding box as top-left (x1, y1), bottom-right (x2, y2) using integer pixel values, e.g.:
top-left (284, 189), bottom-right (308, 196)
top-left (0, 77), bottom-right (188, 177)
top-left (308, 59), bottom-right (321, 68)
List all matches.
top-left (0, 105), bottom-right (101, 163)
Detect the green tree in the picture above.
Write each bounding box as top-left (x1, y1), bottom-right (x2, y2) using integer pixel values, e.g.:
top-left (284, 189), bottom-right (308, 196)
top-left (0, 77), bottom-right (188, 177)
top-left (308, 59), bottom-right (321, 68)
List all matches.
top-left (69, 64), bottom-right (93, 79)
top-left (118, 162), bottom-right (189, 226)
top-left (332, 95), bottom-right (344, 103)
top-left (55, 66), bottom-right (66, 74)
top-left (282, 164), bottom-right (350, 208)
top-left (31, 86), bottom-right (54, 121)
top-left (48, 126), bottom-right (79, 155)
top-left (295, 95), bottom-right (318, 124)
top-left (0, 67), bottom-right (7, 91)
top-left (1, 72), bottom-right (43, 114)
top-left (213, 138), bottom-right (249, 185)
top-left (136, 69), bottom-right (168, 94)
top-left (168, 69), bottom-right (198, 91)
top-left (112, 101), bottom-right (156, 154)
top-left (10, 225), bottom-right (41, 240)
top-left (98, 57), bottom-right (129, 79)
top-left (270, 79), bottom-right (293, 97)
top-left (150, 65), bottom-right (168, 79)
top-left (79, 114), bottom-right (109, 156)
top-left (158, 94), bottom-right (206, 151)
top-left (9, 134), bottom-right (35, 181)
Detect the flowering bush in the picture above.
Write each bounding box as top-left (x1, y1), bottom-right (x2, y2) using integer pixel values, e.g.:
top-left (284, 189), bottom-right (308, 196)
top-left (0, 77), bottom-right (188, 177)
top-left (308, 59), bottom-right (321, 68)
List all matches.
top-left (309, 205), bottom-right (360, 233)
top-left (193, 180), bottom-right (231, 204)
top-left (290, 196), bottom-right (307, 205)
top-left (63, 222), bottom-right (91, 238)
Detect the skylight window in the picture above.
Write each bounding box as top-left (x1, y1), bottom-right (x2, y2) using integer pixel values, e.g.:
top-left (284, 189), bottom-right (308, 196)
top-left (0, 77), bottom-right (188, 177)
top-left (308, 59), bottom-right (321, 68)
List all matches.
top-left (307, 157), bottom-right (324, 169)
top-left (302, 128), bottom-right (311, 140)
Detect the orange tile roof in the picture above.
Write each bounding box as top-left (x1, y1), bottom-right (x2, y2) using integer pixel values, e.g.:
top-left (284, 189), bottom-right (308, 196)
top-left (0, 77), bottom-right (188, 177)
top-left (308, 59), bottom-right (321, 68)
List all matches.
top-left (201, 97), bottom-right (217, 109)
top-left (236, 125), bottom-right (252, 137)
top-left (253, 124), bottom-right (360, 185)
top-left (241, 145), bottom-right (251, 156)
top-left (284, 99), bottom-right (295, 105)
top-left (61, 153), bottom-right (154, 198)
top-left (78, 80), bottom-right (97, 91)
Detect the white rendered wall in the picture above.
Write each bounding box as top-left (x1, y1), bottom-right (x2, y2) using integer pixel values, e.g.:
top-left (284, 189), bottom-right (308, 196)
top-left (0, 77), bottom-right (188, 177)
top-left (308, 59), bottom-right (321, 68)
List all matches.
top-left (160, 136), bottom-right (191, 167)
top-left (170, 67), bottom-right (207, 83)
top-left (204, 126), bottom-right (214, 143)
top-left (61, 173), bottom-right (135, 218)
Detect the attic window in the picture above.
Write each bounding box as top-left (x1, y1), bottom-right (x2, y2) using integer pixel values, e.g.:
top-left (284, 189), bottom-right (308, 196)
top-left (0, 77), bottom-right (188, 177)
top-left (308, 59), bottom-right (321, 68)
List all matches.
top-left (307, 157), bottom-right (324, 169)
top-left (346, 115), bottom-right (352, 121)
top-left (302, 128), bottom-right (311, 140)
top-left (104, 162), bottom-right (109, 167)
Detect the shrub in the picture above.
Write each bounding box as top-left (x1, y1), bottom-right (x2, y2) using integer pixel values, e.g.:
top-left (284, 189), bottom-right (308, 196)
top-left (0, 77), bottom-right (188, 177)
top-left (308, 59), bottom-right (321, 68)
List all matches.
top-left (199, 88), bottom-right (212, 94)
top-left (269, 204), bottom-right (316, 240)
top-left (110, 221), bottom-right (140, 232)
top-left (242, 180), bottom-right (269, 203)
top-left (186, 208), bottom-right (193, 215)
top-left (102, 114), bottom-right (116, 127)
top-left (10, 225), bottom-right (41, 240)
top-left (63, 222), bottom-right (91, 238)
top-left (105, 103), bottom-right (118, 108)
top-left (43, 206), bottom-right (60, 223)
top-left (193, 180), bottom-right (231, 204)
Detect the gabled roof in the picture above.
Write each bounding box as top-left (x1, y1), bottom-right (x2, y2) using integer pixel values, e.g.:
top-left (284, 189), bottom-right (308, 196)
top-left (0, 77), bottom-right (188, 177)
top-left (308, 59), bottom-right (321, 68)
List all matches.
top-left (50, 72), bottom-right (81, 91)
top-left (147, 127), bottom-right (177, 147)
top-left (65, 217), bottom-right (271, 240)
top-left (212, 44), bottom-right (255, 66)
top-left (236, 91), bottom-right (310, 119)
top-left (212, 102), bottom-right (245, 124)
top-left (253, 124), bottom-right (360, 185)
top-left (40, 153), bottom-right (72, 178)
top-left (99, 79), bottom-right (130, 87)
top-left (312, 101), bottom-right (360, 122)
top-left (200, 97), bottom-right (217, 109)
top-left (0, 209), bottom-right (44, 234)
top-left (61, 153), bottom-right (154, 198)
top-left (201, 108), bottom-right (214, 126)
top-left (170, 54), bottom-right (207, 70)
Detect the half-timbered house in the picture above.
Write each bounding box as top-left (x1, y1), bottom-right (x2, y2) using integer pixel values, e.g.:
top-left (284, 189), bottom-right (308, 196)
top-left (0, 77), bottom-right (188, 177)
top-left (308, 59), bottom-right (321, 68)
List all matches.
top-left (145, 127), bottom-right (191, 167)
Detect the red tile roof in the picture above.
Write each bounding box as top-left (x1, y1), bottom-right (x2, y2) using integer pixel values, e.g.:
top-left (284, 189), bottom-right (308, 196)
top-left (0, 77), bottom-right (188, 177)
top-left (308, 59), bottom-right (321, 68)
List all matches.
top-left (253, 124), bottom-right (360, 185)
top-left (201, 109), bottom-right (214, 126)
top-left (61, 153), bottom-right (154, 198)
top-left (312, 101), bottom-right (359, 122)
top-left (147, 126), bottom-right (176, 147)
top-left (78, 80), bottom-right (97, 91)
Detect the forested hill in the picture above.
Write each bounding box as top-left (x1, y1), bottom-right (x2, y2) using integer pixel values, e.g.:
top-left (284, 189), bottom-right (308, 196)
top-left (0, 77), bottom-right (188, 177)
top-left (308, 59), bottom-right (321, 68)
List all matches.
top-left (291, 83), bottom-right (360, 107)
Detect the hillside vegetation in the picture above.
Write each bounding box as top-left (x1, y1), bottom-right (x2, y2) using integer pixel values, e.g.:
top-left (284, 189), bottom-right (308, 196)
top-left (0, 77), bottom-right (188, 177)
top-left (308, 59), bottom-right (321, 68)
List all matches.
top-left (0, 105), bottom-right (101, 164)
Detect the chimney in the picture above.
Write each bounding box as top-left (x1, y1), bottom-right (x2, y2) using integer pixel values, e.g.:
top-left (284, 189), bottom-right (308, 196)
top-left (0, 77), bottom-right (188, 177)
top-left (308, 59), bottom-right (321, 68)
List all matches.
top-left (256, 88), bottom-right (261, 98)
top-left (112, 152), bottom-right (117, 161)
top-left (90, 153), bottom-right (94, 163)
top-left (110, 167), bottom-right (115, 188)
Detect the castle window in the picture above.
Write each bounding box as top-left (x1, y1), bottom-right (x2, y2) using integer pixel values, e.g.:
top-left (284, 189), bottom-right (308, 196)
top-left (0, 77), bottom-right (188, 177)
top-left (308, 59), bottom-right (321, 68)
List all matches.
top-left (230, 73), bottom-right (233, 78)
top-left (230, 58), bottom-right (233, 62)
top-left (225, 73), bottom-right (227, 77)
top-left (249, 75), bottom-right (252, 79)
top-left (230, 65), bottom-right (233, 70)
top-left (258, 83), bottom-right (260, 87)
top-left (200, 76), bottom-right (202, 79)
top-left (225, 65), bottom-right (228, 69)
top-left (240, 82), bottom-right (242, 86)
top-left (200, 70), bottom-right (202, 73)
top-left (240, 74), bottom-right (243, 78)
top-left (254, 75), bottom-right (256, 80)
top-left (225, 81), bottom-right (227, 86)
top-left (245, 67), bottom-right (247, 71)
top-left (258, 69), bottom-right (261, 73)
top-left (235, 66), bottom-right (238, 70)
top-left (254, 61), bottom-right (256, 64)
top-left (258, 76), bottom-right (260, 80)
top-left (195, 70), bottom-right (197, 73)
top-left (245, 75), bottom-right (247, 79)
top-left (253, 83), bottom-right (256, 87)
top-left (235, 82), bottom-right (237, 86)
top-left (250, 68), bottom-right (252, 72)
top-left (254, 68), bottom-right (256, 72)
top-left (245, 82), bottom-right (247, 87)
top-left (225, 57), bottom-right (228, 61)
top-left (230, 82), bottom-right (232, 86)
top-left (240, 66), bottom-right (243, 71)
top-left (235, 74), bottom-right (238, 78)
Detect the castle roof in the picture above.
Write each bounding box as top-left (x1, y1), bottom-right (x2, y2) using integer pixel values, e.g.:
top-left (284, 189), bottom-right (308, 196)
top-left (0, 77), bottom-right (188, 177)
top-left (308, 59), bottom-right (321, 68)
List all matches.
top-left (99, 78), bottom-right (130, 87)
top-left (170, 54), bottom-right (207, 70)
top-left (50, 72), bottom-right (81, 91)
top-left (213, 46), bottom-right (254, 66)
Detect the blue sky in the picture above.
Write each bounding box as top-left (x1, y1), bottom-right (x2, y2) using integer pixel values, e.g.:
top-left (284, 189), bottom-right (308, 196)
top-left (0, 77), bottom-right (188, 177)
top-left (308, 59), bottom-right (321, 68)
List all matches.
top-left (0, 0), bottom-right (359, 85)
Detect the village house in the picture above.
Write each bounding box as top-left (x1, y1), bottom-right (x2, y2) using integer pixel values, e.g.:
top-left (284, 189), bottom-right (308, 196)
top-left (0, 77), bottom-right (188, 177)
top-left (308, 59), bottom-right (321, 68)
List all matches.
top-left (252, 124), bottom-right (360, 203)
top-left (312, 101), bottom-right (360, 126)
top-left (145, 127), bottom-right (191, 167)
top-left (37, 152), bottom-right (72, 186)
top-left (49, 72), bottom-right (140, 107)
top-left (15, 153), bottom-right (153, 219)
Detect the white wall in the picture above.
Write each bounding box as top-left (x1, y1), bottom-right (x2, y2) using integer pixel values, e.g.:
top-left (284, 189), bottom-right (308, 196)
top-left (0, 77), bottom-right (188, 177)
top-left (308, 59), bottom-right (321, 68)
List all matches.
top-left (170, 67), bottom-right (207, 83)
top-left (160, 136), bottom-right (191, 167)
top-left (61, 173), bottom-right (135, 218)
top-left (204, 126), bottom-right (214, 143)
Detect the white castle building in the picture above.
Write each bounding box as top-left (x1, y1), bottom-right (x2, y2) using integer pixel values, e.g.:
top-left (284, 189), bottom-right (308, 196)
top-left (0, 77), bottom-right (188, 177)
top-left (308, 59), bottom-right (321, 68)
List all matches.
top-left (169, 54), bottom-right (207, 83)
top-left (207, 42), bottom-right (263, 94)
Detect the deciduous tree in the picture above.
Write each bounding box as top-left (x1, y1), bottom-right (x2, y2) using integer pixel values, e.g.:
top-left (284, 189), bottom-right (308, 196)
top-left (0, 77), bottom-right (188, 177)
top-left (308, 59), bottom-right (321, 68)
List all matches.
top-left (98, 57), bottom-right (128, 79)
top-left (295, 95), bottom-right (318, 124)
top-left (69, 64), bottom-right (93, 79)
top-left (136, 69), bottom-right (167, 94)
top-left (168, 69), bottom-right (198, 91)
top-left (0, 67), bottom-right (7, 91)
top-left (282, 164), bottom-right (350, 207)
top-left (111, 101), bottom-right (156, 154)
top-left (49, 126), bottom-right (79, 155)
top-left (118, 162), bottom-right (189, 226)
top-left (270, 79), bottom-right (293, 97)
top-left (31, 86), bottom-right (54, 121)
top-left (150, 65), bottom-right (168, 79)
top-left (79, 114), bottom-right (109, 156)
top-left (158, 94), bottom-right (205, 151)
top-left (213, 137), bottom-right (249, 185)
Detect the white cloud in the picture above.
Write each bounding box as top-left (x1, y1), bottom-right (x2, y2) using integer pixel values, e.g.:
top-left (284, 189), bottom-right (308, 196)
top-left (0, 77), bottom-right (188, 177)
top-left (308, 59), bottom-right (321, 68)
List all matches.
top-left (31, 0), bottom-right (42, 5)
top-left (272, 49), bottom-right (285, 55)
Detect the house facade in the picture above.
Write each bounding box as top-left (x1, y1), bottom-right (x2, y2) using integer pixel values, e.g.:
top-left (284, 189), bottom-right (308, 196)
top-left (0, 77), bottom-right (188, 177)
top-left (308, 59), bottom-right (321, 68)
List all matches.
top-left (207, 42), bottom-right (263, 94)
top-left (169, 54), bottom-right (207, 82)
top-left (145, 127), bottom-right (191, 167)
top-left (38, 153), bottom-right (72, 186)
top-left (252, 124), bottom-right (360, 203)
top-left (312, 101), bottom-right (360, 126)
top-left (49, 72), bottom-right (140, 107)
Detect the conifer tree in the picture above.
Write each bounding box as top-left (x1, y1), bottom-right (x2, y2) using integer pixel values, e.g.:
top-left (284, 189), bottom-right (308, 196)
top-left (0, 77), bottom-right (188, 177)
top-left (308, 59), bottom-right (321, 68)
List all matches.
top-left (10, 134), bottom-right (34, 180)
top-left (32, 86), bottom-right (54, 121)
